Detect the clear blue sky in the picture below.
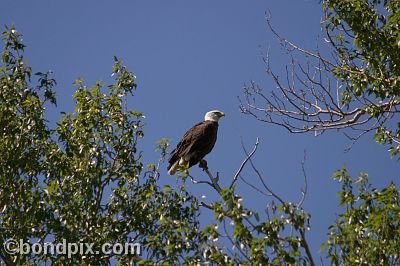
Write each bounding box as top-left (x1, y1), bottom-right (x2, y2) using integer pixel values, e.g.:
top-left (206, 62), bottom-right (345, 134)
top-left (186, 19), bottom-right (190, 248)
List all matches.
top-left (2, 0), bottom-right (398, 262)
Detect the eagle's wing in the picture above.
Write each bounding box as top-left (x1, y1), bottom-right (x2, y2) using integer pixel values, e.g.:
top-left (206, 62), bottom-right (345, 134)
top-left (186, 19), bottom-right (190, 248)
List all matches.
top-left (168, 121), bottom-right (204, 166)
top-left (168, 121), bottom-right (218, 174)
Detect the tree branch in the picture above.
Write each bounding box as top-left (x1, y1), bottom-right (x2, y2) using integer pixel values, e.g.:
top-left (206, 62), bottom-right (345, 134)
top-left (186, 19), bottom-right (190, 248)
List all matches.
top-left (230, 137), bottom-right (260, 189)
top-left (199, 159), bottom-right (222, 193)
top-left (239, 14), bottom-right (400, 153)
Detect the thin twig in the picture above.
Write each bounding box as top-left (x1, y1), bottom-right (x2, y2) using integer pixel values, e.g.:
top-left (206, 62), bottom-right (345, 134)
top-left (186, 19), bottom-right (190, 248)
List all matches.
top-left (230, 137), bottom-right (260, 189)
top-left (189, 174), bottom-right (213, 186)
top-left (297, 150), bottom-right (308, 207)
top-left (239, 174), bottom-right (272, 197)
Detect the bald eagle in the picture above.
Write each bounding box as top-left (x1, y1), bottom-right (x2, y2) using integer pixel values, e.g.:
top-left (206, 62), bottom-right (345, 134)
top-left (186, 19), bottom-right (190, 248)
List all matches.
top-left (167, 110), bottom-right (225, 175)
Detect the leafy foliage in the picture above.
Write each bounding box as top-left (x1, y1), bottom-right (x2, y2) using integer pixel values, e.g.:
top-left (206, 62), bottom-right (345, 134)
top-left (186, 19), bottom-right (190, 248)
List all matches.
top-left (198, 186), bottom-right (313, 265)
top-left (0, 26), bottom-right (202, 265)
top-left (323, 167), bottom-right (400, 265)
top-left (323, 0), bottom-right (400, 156)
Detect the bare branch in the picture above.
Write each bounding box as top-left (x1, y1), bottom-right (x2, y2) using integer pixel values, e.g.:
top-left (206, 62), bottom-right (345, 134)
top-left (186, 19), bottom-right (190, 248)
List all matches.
top-left (230, 137), bottom-right (260, 189)
top-left (238, 139), bottom-right (286, 205)
top-left (199, 201), bottom-right (213, 210)
top-left (239, 174), bottom-right (272, 197)
top-left (297, 150), bottom-right (308, 207)
top-left (239, 15), bottom-right (400, 150)
top-left (199, 159), bottom-right (222, 193)
top-left (189, 174), bottom-right (213, 187)
top-left (265, 12), bottom-right (334, 67)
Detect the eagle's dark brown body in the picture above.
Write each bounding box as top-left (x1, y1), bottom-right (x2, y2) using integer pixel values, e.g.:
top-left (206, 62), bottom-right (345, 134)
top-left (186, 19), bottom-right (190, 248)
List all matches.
top-left (167, 120), bottom-right (219, 175)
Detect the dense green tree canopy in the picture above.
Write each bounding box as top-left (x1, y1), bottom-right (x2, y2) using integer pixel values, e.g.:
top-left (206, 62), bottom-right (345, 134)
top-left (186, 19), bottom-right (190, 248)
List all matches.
top-left (0, 27), bottom-right (203, 265)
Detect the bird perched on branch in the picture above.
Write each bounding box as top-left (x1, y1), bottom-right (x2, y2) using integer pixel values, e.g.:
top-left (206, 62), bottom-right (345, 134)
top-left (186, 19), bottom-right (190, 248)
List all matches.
top-left (167, 110), bottom-right (225, 175)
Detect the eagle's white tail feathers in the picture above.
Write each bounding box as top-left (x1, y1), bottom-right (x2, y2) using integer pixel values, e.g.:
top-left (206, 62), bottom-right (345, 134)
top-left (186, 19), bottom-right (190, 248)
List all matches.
top-left (168, 161), bottom-right (179, 175)
top-left (168, 158), bottom-right (187, 176)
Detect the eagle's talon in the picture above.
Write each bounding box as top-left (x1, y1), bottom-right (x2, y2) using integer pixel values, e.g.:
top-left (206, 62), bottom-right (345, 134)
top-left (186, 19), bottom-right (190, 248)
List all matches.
top-left (199, 159), bottom-right (208, 170)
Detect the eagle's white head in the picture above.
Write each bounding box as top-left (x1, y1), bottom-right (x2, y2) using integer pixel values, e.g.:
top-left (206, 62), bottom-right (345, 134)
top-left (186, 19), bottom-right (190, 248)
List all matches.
top-left (204, 110), bottom-right (225, 122)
